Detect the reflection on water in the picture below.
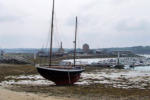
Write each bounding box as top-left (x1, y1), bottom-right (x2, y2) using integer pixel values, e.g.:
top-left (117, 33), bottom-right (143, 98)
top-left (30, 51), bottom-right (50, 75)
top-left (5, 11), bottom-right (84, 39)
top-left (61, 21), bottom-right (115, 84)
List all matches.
top-left (64, 54), bottom-right (150, 72)
top-left (63, 58), bottom-right (115, 64)
top-left (127, 66), bottom-right (150, 71)
top-left (139, 54), bottom-right (150, 58)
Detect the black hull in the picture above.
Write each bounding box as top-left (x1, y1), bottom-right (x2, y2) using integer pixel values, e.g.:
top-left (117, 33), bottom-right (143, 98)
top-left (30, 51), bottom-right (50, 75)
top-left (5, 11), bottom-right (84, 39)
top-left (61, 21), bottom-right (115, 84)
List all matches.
top-left (36, 66), bottom-right (84, 85)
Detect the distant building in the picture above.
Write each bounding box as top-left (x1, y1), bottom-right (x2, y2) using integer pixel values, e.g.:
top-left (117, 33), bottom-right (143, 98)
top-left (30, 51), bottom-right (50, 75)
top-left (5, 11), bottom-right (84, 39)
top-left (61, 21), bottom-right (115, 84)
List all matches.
top-left (58, 42), bottom-right (64, 53)
top-left (82, 43), bottom-right (90, 53)
top-left (55, 42), bottom-right (65, 57)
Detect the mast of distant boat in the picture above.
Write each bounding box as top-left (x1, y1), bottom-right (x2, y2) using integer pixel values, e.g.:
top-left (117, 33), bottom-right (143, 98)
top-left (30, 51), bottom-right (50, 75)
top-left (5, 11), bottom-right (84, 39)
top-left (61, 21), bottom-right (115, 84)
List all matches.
top-left (117, 51), bottom-right (120, 65)
top-left (49, 0), bottom-right (55, 66)
top-left (74, 16), bottom-right (78, 67)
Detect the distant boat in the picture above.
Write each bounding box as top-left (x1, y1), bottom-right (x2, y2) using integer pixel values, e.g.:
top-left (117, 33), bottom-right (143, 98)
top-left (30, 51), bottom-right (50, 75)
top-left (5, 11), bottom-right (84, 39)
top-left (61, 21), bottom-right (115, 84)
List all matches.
top-left (114, 51), bottom-right (124, 69)
top-left (36, 0), bottom-right (84, 85)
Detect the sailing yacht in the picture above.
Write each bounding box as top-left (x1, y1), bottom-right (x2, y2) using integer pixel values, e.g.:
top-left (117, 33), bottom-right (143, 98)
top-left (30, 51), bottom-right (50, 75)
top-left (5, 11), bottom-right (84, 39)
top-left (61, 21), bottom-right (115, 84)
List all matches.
top-left (36, 0), bottom-right (84, 85)
top-left (114, 51), bottom-right (124, 69)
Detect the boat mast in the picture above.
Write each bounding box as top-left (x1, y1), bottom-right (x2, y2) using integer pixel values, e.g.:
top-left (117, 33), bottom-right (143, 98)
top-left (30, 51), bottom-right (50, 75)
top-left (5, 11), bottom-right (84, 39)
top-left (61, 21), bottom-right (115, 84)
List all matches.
top-left (49, 0), bottom-right (55, 66)
top-left (74, 16), bottom-right (78, 67)
top-left (117, 51), bottom-right (120, 65)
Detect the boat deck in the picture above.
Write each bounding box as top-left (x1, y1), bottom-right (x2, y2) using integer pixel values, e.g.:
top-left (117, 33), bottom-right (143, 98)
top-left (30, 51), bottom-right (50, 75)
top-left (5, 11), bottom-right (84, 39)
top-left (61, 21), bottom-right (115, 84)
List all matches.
top-left (48, 66), bottom-right (75, 69)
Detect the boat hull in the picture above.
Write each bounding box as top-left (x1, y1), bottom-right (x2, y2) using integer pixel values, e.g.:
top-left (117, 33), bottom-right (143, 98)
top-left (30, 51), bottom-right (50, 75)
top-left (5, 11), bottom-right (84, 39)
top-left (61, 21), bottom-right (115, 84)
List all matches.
top-left (36, 67), bottom-right (84, 85)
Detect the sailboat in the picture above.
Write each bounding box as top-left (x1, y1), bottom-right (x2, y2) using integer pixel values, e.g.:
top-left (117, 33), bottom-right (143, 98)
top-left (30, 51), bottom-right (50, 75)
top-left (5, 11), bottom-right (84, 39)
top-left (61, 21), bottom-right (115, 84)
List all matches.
top-left (36, 0), bottom-right (84, 85)
top-left (114, 51), bottom-right (124, 69)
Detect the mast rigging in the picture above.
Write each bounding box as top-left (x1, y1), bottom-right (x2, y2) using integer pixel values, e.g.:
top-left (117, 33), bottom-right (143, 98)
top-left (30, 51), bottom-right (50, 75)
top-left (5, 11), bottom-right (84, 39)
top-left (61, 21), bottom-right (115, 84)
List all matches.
top-left (74, 16), bottom-right (78, 67)
top-left (49, 0), bottom-right (55, 66)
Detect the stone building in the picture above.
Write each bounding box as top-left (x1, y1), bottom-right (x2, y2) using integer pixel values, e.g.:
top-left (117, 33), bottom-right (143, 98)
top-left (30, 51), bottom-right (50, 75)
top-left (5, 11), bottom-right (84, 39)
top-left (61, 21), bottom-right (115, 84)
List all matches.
top-left (82, 43), bottom-right (90, 53)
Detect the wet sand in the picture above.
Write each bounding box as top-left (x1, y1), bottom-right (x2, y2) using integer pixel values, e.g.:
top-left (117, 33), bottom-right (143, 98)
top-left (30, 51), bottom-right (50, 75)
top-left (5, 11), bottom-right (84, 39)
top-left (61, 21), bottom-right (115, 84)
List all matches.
top-left (1, 64), bottom-right (150, 100)
top-left (0, 87), bottom-right (76, 100)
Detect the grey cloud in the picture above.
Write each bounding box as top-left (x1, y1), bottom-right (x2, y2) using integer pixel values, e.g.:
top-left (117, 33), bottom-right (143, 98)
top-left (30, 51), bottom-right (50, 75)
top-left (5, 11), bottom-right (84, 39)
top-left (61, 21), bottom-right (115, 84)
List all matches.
top-left (0, 16), bottom-right (22, 22)
top-left (65, 17), bottom-right (75, 26)
top-left (1, 0), bottom-right (150, 48)
top-left (0, 2), bottom-right (25, 23)
top-left (116, 19), bottom-right (150, 32)
top-left (110, 0), bottom-right (131, 5)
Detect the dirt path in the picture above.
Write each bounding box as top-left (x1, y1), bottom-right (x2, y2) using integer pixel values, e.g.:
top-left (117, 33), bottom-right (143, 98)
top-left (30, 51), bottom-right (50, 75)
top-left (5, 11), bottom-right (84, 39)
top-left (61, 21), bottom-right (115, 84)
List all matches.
top-left (0, 87), bottom-right (76, 100)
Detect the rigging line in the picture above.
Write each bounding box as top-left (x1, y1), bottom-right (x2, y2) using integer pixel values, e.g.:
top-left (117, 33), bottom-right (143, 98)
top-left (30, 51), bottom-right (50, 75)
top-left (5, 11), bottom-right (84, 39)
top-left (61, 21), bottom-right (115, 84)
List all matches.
top-left (42, 18), bottom-right (51, 64)
top-left (40, 39), bottom-right (48, 65)
top-left (54, 11), bottom-right (62, 48)
top-left (42, 0), bottom-right (53, 65)
top-left (46, 33), bottom-right (50, 64)
top-left (77, 18), bottom-right (81, 49)
top-left (40, 15), bottom-right (51, 50)
top-left (54, 17), bottom-right (59, 48)
top-left (46, 26), bottom-right (51, 49)
top-left (42, 37), bottom-right (49, 65)
top-left (46, 0), bottom-right (54, 50)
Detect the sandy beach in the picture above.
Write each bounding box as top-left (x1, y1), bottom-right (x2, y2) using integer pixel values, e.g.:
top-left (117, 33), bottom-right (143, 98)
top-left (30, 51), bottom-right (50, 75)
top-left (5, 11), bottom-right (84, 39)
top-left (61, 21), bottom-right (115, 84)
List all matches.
top-left (0, 87), bottom-right (76, 100)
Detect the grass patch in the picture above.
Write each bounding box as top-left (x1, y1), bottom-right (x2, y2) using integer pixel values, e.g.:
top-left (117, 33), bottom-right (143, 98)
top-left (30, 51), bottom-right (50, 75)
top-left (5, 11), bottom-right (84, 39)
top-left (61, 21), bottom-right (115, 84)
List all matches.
top-left (0, 64), bottom-right (37, 82)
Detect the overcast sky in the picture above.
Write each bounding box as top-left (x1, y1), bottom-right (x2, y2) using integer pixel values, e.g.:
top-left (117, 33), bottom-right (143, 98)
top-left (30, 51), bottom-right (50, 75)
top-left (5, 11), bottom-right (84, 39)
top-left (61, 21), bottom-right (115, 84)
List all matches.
top-left (0, 0), bottom-right (150, 48)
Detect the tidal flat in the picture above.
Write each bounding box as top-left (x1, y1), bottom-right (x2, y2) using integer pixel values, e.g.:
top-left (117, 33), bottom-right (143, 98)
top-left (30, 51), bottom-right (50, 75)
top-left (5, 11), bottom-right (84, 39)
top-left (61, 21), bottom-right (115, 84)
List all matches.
top-left (0, 64), bottom-right (150, 100)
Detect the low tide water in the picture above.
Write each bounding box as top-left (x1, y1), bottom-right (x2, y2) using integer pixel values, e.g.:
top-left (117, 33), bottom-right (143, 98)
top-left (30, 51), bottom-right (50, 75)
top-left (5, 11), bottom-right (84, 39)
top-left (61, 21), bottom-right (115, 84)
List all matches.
top-left (126, 66), bottom-right (150, 71)
top-left (64, 54), bottom-right (150, 71)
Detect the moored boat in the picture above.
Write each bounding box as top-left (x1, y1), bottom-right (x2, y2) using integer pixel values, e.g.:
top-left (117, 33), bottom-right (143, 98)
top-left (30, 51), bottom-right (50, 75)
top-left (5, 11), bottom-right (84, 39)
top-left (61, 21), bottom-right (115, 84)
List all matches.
top-left (36, 0), bottom-right (84, 85)
top-left (36, 65), bottom-right (84, 85)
